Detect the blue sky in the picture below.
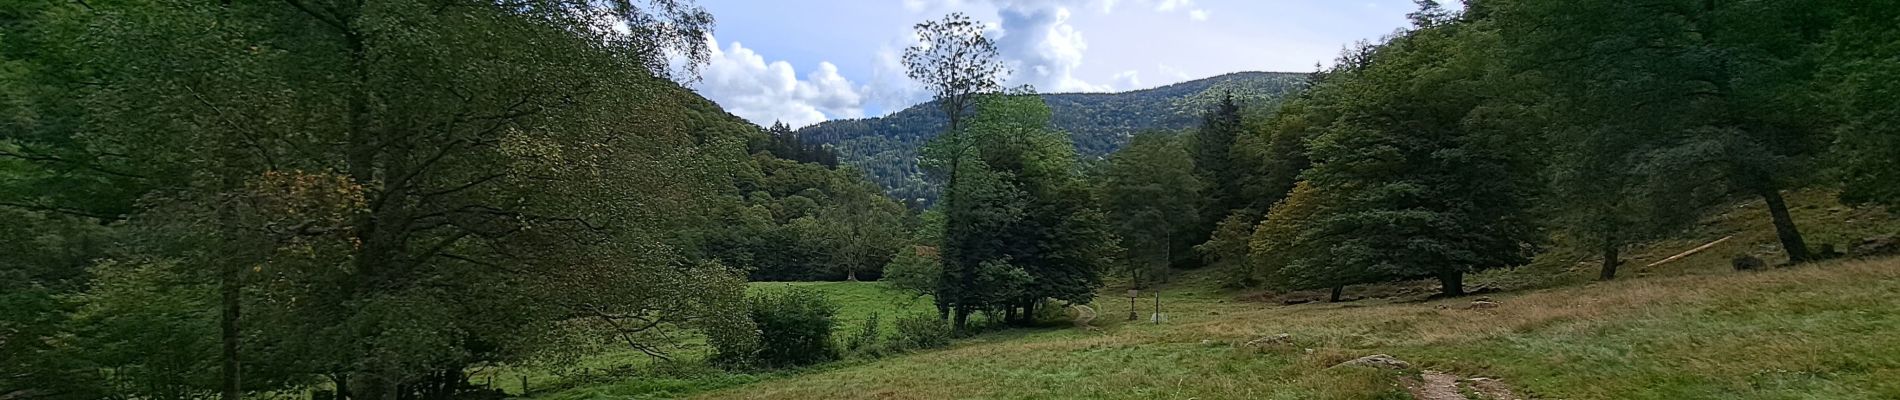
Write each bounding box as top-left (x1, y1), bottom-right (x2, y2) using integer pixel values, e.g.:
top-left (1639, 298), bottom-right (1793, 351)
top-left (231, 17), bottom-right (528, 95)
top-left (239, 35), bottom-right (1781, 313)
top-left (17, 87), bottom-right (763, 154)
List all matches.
top-left (685, 0), bottom-right (1432, 128)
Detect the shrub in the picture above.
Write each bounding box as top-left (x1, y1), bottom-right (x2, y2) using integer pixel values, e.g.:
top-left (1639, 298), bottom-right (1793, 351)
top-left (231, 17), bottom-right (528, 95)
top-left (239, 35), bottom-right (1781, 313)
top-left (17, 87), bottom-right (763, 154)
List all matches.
top-left (843, 312), bottom-right (882, 356)
top-left (1199, 211), bottom-right (1259, 288)
top-left (746, 287), bottom-right (840, 368)
top-left (891, 312), bottom-right (952, 350)
top-left (882, 246), bottom-right (940, 296)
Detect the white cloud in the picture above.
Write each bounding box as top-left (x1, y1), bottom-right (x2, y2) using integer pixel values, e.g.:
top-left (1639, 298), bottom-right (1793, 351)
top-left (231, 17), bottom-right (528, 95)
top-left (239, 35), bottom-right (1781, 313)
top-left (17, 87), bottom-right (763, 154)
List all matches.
top-left (1111, 70), bottom-right (1142, 90)
top-left (693, 36), bottom-right (865, 128)
top-left (1157, 63), bottom-right (1191, 81)
top-left (863, 44), bottom-right (932, 115)
top-left (870, 0), bottom-right (1223, 112)
top-left (995, 5), bottom-right (1112, 92)
top-left (1155, 0), bottom-right (1192, 12)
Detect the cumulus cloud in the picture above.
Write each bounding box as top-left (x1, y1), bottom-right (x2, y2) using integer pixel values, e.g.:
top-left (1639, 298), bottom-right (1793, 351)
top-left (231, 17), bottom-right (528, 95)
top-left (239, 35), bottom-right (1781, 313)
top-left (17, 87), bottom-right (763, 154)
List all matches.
top-left (851, 0), bottom-right (1224, 118)
top-left (1157, 64), bottom-right (1191, 81)
top-left (1134, 0), bottom-right (1210, 20)
top-left (995, 5), bottom-right (1112, 92)
top-left (692, 36), bottom-right (865, 128)
top-left (863, 45), bottom-right (932, 115)
top-left (1111, 70), bottom-right (1142, 90)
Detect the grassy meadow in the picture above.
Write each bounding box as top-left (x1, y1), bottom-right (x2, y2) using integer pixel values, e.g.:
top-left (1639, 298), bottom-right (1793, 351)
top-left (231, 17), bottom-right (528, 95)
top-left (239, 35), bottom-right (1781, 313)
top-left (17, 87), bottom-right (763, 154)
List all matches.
top-left (520, 190), bottom-right (1900, 399)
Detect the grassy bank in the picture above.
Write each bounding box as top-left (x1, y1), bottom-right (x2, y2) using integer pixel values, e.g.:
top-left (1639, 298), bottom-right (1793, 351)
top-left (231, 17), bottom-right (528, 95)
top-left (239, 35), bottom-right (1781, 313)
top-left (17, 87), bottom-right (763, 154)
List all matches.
top-left (532, 190), bottom-right (1899, 399)
top-left (694, 257), bottom-right (1900, 399)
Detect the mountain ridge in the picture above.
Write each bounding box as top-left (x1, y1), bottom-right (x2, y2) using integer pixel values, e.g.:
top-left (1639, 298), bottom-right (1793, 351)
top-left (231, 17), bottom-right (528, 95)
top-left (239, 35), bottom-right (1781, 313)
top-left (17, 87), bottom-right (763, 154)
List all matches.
top-left (796, 71), bottom-right (1312, 205)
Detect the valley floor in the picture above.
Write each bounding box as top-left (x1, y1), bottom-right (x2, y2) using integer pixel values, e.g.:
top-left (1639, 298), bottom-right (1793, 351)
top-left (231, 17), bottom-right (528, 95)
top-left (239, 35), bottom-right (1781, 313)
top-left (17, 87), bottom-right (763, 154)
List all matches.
top-left (535, 191), bottom-right (1900, 399)
top-left (687, 256), bottom-right (1900, 399)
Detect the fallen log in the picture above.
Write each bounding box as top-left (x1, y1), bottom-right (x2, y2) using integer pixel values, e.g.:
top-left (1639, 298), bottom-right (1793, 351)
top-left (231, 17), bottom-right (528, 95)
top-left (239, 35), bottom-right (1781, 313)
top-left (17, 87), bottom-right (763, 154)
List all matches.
top-left (1646, 235), bottom-right (1735, 267)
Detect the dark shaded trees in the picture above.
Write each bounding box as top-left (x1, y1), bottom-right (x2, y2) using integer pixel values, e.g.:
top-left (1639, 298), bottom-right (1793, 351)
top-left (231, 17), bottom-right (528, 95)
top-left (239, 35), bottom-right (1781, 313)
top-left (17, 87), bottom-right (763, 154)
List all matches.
top-left (1103, 132), bottom-right (1202, 287)
top-left (1190, 93), bottom-right (1245, 249)
top-left (1492, 0), bottom-right (1834, 265)
top-left (1818, 0), bottom-right (1900, 210)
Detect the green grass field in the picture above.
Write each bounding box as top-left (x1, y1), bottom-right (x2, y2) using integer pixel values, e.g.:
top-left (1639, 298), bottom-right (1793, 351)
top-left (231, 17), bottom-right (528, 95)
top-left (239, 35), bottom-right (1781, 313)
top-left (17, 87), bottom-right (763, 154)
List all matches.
top-left (526, 190), bottom-right (1900, 399)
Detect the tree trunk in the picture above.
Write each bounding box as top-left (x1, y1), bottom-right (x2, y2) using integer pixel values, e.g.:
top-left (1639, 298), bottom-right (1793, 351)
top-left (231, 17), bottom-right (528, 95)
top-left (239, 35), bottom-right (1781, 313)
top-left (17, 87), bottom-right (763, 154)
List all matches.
top-left (1328, 285), bottom-right (1344, 303)
top-left (1599, 242), bottom-right (1620, 281)
top-left (952, 307), bottom-right (970, 332)
top-left (1758, 188), bottom-right (1810, 264)
top-left (219, 259), bottom-right (240, 400)
top-left (331, 373), bottom-right (350, 400)
top-left (1437, 270), bottom-right (1465, 297)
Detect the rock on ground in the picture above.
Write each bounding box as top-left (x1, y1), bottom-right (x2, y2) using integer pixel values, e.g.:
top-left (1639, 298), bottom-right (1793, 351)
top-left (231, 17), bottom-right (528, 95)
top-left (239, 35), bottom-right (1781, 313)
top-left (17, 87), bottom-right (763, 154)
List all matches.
top-left (1334, 354), bottom-right (1411, 370)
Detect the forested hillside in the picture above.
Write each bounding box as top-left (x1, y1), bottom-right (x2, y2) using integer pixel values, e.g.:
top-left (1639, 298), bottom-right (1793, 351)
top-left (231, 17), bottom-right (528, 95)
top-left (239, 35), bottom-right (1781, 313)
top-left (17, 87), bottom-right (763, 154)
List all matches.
top-left (796, 72), bottom-right (1309, 206)
top-left (0, 1), bottom-right (903, 398)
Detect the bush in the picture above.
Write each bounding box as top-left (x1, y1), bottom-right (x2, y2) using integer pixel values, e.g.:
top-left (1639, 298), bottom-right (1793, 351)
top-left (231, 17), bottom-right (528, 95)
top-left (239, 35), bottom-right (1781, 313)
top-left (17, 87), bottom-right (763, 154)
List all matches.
top-left (890, 313), bottom-right (952, 351)
top-left (882, 246), bottom-right (940, 296)
top-left (746, 287), bottom-right (840, 368)
top-left (842, 312), bottom-right (882, 356)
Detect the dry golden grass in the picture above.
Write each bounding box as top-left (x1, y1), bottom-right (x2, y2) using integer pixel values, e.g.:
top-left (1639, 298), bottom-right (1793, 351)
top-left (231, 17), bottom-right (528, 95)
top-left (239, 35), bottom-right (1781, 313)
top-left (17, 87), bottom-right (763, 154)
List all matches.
top-left (541, 190), bottom-right (1900, 399)
top-left (683, 257), bottom-right (1900, 400)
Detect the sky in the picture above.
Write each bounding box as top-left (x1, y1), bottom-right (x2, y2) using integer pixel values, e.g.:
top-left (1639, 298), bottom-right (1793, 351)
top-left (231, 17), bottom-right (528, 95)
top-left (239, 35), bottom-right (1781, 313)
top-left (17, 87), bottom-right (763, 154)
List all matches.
top-left (684, 0), bottom-right (1432, 128)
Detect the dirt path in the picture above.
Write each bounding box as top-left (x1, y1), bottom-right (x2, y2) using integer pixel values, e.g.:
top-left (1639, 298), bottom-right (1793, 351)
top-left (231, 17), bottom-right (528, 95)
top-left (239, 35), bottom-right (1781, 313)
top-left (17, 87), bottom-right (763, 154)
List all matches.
top-left (1402, 370), bottom-right (1522, 400)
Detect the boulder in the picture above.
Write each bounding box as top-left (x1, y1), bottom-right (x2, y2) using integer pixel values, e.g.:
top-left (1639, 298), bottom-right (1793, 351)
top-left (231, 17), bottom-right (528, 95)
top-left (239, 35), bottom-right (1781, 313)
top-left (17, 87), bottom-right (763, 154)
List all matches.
top-left (1334, 354), bottom-right (1412, 370)
top-left (1731, 255), bottom-right (1766, 271)
top-left (1853, 236), bottom-right (1897, 257)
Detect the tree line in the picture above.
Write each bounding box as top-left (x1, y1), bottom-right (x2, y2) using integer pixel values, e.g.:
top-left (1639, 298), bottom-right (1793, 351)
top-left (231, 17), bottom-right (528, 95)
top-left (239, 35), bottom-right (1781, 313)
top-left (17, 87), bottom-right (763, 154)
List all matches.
top-left (1128, 0), bottom-right (1900, 298)
top-left (891, 0), bottom-right (1900, 334)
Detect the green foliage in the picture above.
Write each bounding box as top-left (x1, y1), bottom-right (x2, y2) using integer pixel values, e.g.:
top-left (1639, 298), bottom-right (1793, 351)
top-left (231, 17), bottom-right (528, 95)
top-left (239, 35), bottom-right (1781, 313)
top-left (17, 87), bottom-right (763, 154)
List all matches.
top-left (709, 153), bottom-right (908, 281)
top-left (1492, 0), bottom-right (1837, 264)
top-left (0, 0), bottom-right (878, 397)
top-left (927, 94), bottom-right (1113, 329)
top-left (889, 313), bottom-right (953, 351)
top-left (882, 245), bottom-right (942, 297)
top-left (1819, 0), bottom-right (1900, 210)
top-left (1249, 181), bottom-right (1332, 291)
top-left (1199, 211), bottom-right (1259, 288)
top-left (1101, 132), bottom-right (1201, 286)
top-left (68, 258), bottom-right (221, 400)
top-left (743, 288), bottom-right (842, 368)
top-left (842, 312), bottom-right (882, 356)
top-left (1190, 93), bottom-right (1245, 243)
top-left (1268, 16), bottom-right (1543, 296)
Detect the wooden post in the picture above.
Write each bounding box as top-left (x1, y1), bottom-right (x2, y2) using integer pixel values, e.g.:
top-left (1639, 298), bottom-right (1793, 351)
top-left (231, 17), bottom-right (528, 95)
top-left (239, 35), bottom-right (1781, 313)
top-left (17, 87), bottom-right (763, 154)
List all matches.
top-left (520, 376), bottom-right (529, 396)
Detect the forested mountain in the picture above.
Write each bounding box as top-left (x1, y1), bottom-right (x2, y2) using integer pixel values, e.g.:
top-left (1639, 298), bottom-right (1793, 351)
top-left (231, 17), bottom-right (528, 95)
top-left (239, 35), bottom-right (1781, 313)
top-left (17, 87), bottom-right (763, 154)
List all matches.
top-left (797, 72), bottom-right (1310, 206)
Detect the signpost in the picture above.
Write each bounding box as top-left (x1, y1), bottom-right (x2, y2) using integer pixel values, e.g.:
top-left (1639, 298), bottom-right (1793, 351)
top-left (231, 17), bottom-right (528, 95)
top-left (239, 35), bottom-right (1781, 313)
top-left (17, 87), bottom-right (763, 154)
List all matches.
top-left (1151, 290), bottom-right (1164, 324)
